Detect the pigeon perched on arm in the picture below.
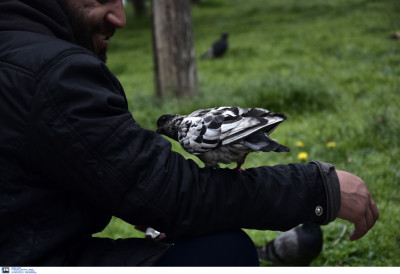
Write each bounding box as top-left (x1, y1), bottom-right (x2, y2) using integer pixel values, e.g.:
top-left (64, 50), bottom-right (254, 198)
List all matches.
top-left (156, 106), bottom-right (289, 169)
top-left (201, 32), bottom-right (229, 59)
top-left (257, 222), bottom-right (323, 266)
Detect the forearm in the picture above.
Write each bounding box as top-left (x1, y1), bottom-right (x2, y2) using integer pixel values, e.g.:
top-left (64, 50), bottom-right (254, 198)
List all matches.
top-left (117, 142), bottom-right (340, 239)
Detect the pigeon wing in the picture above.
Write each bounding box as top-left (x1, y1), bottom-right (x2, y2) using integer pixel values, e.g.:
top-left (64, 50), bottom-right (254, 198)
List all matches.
top-left (178, 114), bottom-right (223, 155)
top-left (216, 107), bottom-right (286, 146)
top-left (176, 106), bottom-right (286, 154)
top-left (212, 39), bottom-right (227, 57)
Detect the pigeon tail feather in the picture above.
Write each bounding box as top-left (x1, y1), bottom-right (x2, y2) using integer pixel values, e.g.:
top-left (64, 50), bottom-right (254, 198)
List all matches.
top-left (241, 132), bottom-right (290, 153)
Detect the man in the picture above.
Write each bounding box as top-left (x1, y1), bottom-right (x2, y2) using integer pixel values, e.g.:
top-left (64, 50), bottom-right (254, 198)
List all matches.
top-left (0, 0), bottom-right (378, 266)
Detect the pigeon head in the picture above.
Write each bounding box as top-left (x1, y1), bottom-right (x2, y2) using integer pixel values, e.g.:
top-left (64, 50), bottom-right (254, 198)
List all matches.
top-left (156, 114), bottom-right (183, 140)
top-left (221, 32), bottom-right (229, 40)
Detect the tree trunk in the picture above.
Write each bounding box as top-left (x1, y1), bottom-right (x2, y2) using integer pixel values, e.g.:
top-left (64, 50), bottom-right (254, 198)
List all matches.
top-left (151, 0), bottom-right (198, 98)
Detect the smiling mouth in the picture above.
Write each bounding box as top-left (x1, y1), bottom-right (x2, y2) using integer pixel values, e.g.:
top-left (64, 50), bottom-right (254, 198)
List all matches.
top-left (93, 32), bottom-right (114, 54)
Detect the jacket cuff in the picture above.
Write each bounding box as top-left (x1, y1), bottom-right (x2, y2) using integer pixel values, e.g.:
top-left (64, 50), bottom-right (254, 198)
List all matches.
top-left (310, 160), bottom-right (341, 225)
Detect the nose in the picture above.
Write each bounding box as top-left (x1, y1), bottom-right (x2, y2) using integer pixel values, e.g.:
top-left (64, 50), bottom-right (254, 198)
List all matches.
top-left (105, 0), bottom-right (126, 29)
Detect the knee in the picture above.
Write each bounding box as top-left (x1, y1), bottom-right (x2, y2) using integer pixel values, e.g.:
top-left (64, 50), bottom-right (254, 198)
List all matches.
top-left (216, 230), bottom-right (259, 266)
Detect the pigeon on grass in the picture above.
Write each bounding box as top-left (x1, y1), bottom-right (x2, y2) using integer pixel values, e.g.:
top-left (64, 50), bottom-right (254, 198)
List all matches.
top-left (201, 32), bottom-right (229, 59)
top-left (156, 106), bottom-right (289, 170)
top-left (257, 222), bottom-right (323, 266)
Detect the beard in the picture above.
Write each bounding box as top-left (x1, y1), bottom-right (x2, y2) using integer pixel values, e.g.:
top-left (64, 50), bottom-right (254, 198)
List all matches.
top-left (57, 0), bottom-right (114, 63)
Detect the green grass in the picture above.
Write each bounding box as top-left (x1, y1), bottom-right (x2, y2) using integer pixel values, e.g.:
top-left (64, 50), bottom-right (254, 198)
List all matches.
top-left (94, 0), bottom-right (400, 266)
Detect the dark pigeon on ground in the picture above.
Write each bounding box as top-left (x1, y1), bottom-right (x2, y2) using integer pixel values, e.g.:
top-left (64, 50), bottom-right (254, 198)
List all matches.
top-left (257, 222), bottom-right (323, 266)
top-left (156, 106), bottom-right (289, 169)
top-left (201, 32), bottom-right (229, 59)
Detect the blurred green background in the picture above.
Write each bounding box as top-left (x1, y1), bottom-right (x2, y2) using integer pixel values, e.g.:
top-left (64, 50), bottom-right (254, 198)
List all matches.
top-left (95, 0), bottom-right (400, 266)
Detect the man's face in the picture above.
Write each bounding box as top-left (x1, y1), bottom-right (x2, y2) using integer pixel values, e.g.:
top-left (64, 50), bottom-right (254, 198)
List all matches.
top-left (59, 0), bottom-right (126, 62)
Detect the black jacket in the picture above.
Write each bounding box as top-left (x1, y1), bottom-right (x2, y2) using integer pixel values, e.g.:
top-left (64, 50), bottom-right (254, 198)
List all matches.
top-left (0, 0), bottom-right (340, 266)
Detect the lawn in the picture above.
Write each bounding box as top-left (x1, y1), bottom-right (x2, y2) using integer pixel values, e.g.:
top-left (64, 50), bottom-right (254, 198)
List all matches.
top-left (95, 0), bottom-right (400, 266)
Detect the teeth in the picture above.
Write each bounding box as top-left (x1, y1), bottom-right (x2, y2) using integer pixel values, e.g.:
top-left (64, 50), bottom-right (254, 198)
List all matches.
top-left (95, 33), bottom-right (109, 40)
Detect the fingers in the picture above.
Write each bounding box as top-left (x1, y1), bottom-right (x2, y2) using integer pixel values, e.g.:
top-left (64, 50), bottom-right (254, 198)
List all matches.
top-left (350, 219), bottom-right (368, 241)
top-left (135, 226), bottom-right (167, 240)
top-left (370, 197), bottom-right (380, 222)
top-left (349, 196), bottom-right (379, 241)
top-left (349, 212), bottom-right (372, 241)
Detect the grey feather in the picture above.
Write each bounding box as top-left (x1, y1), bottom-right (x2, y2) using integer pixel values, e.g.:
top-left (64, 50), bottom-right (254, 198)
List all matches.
top-left (257, 223), bottom-right (323, 266)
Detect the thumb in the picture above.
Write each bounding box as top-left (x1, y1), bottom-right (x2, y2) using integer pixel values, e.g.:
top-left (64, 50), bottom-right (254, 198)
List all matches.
top-left (349, 220), bottom-right (368, 241)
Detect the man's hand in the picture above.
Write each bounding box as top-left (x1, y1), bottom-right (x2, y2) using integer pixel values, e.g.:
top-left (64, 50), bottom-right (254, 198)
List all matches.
top-left (336, 170), bottom-right (379, 241)
top-left (135, 225), bottom-right (166, 240)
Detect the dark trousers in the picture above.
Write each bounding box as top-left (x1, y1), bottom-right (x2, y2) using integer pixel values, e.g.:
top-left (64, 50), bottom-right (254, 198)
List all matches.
top-left (36, 229), bottom-right (259, 266)
top-left (156, 230), bottom-right (260, 266)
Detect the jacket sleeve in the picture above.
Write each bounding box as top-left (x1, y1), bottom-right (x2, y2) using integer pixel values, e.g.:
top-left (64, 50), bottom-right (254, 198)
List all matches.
top-left (31, 51), bottom-right (340, 240)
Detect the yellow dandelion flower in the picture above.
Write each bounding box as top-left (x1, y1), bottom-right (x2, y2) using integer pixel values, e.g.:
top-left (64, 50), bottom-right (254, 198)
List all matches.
top-left (296, 141), bottom-right (305, 148)
top-left (326, 141), bottom-right (336, 148)
top-left (298, 152), bottom-right (308, 161)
